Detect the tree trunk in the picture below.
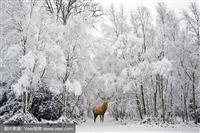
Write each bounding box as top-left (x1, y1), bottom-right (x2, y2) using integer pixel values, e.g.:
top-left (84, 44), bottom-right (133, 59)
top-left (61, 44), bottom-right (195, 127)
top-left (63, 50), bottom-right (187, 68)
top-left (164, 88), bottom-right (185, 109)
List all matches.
top-left (154, 85), bottom-right (157, 117)
top-left (27, 92), bottom-right (32, 112)
top-left (170, 84), bottom-right (174, 123)
top-left (154, 75), bottom-right (159, 117)
top-left (184, 94), bottom-right (189, 122)
top-left (182, 110), bottom-right (185, 122)
top-left (136, 93), bottom-right (143, 120)
top-left (192, 72), bottom-right (198, 124)
top-left (181, 95), bottom-right (185, 122)
top-left (23, 91), bottom-right (27, 113)
top-left (146, 98), bottom-right (150, 117)
top-left (140, 84), bottom-right (146, 115)
top-left (142, 25), bottom-right (146, 53)
top-left (161, 77), bottom-right (165, 123)
top-left (62, 55), bottom-right (70, 117)
top-left (115, 96), bottom-right (119, 121)
top-left (63, 86), bottom-right (67, 117)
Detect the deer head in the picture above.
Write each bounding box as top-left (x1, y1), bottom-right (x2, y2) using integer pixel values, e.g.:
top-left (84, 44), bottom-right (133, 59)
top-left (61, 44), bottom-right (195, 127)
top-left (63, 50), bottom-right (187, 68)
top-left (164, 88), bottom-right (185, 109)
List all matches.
top-left (92, 92), bottom-right (114, 123)
top-left (98, 92), bottom-right (114, 104)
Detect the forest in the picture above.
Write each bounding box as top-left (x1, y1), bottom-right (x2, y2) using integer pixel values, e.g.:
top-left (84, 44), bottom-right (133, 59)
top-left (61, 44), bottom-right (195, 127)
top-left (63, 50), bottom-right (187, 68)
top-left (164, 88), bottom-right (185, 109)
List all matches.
top-left (0, 0), bottom-right (200, 128)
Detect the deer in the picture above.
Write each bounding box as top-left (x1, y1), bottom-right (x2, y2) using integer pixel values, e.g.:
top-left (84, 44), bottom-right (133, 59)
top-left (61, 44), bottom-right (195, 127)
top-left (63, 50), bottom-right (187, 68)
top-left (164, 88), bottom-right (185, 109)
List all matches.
top-left (92, 92), bottom-right (114, 123)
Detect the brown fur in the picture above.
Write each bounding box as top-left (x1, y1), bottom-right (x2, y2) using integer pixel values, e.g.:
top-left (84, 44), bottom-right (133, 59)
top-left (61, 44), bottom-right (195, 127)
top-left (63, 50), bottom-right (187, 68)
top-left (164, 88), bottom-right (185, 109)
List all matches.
top-left (92, 93), bottom-right (114, 123)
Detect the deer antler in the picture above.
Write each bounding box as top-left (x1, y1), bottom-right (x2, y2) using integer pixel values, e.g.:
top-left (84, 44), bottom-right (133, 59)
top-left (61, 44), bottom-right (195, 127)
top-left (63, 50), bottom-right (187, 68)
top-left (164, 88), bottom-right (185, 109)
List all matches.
top-left (98, 92), bottom-right (105, 99)
top-left (108, 92), bottom-right (114, 99)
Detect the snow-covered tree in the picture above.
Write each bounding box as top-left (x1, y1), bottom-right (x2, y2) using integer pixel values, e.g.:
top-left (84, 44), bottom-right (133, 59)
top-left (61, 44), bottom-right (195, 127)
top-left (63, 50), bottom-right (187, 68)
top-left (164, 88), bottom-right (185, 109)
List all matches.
top-left (1, 0), bottom-right (199, 125)
top-left (180, 2), bottom-right (200, 124)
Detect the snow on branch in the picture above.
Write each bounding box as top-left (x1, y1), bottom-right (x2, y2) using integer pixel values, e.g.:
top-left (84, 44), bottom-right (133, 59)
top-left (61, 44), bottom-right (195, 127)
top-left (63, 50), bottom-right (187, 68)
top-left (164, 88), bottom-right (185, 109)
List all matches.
top-left (152, 57), bottom-right (173, 79)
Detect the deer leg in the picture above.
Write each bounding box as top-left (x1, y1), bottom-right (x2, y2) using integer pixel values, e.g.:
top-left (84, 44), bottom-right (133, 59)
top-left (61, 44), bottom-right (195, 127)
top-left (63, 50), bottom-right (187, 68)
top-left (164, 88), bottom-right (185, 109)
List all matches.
top-left (100, 115), bottom-right (102, 122)
top-left (102, 114), bottom-right (104, 123)
top-left (94, 114), bottom-right (98, 123)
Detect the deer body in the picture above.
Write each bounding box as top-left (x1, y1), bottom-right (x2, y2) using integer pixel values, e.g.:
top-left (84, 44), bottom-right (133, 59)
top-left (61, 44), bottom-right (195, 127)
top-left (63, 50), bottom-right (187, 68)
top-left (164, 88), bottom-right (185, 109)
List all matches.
top-left (92, 92), bottom-right (114, 123)
top-left (93, 103), bottom-right (108, 115)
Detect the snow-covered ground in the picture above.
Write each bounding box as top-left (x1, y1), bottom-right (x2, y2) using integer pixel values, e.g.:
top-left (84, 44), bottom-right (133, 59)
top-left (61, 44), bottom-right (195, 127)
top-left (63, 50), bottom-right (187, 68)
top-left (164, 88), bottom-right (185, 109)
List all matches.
top-left (77, 115), bottom-right (200, 133)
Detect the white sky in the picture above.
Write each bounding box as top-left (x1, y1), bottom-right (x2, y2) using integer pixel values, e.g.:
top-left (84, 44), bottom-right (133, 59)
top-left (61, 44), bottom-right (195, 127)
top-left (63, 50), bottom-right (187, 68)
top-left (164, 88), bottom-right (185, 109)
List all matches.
top-left (92, 0), bottom-right (199, 36)
top-left (96, 0), bottom-right (198, 10)
top-left (96, 0), bottom-right (198, 17)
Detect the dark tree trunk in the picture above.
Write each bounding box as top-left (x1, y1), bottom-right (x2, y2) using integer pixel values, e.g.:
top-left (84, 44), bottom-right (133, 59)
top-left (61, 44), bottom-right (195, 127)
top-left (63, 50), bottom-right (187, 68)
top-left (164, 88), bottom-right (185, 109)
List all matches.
top-left (154, 75), bottom-right (159, 117)
top-left (184, 94), bottom-right (189, 122)
top-left (136, 93), bottom-right (143, 120)
top-left (161, 77), bottom-right (165, 123)
top-left (141, 84), bottom-right (146, 116)
top-left (192, 72), bottom-right (198, 124)
top-left (23, 91), bottom-right (27, 113)
top-left (63, 86), bottom-right (67, 117)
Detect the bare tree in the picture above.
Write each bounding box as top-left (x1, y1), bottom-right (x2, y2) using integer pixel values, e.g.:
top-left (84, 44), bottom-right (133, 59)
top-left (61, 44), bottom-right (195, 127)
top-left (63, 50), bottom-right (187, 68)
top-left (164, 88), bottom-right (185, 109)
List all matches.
top-left (155, 2), bottom-right (169, 123)
top-left (167, 10), bottom-right (180, 45)
top-left (131, 5), bottom-right (152, 53)
top-left (182, 2), bottom-right (200, 46)
top-left (103, 4), bottom-right (128, 42)
top-left (181, 2), bottom-right (200, 124)
top-left (130, 5), bottom-right (153, 117)
top-left (45, 0), bottom-right (102, 25)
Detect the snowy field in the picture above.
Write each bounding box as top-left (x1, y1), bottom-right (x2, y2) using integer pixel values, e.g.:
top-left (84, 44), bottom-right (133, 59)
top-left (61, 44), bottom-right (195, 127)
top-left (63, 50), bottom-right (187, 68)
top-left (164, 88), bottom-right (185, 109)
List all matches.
top-left (77, 115), bottom-right (200, 133)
